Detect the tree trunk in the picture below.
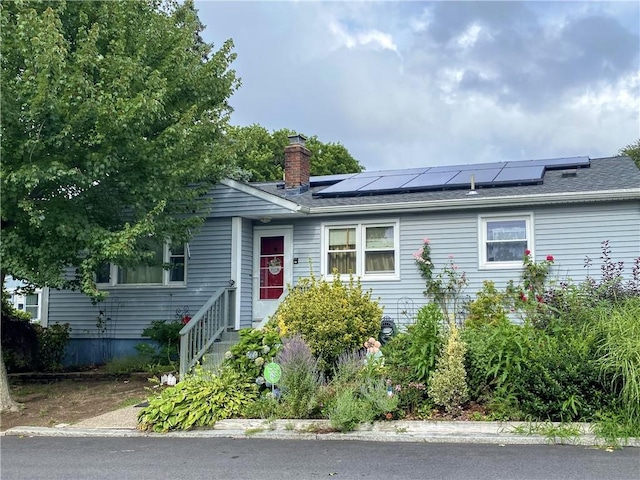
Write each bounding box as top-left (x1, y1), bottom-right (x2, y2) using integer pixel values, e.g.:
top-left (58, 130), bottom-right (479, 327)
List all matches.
top-left (0, 348), bottom-right (20, 413)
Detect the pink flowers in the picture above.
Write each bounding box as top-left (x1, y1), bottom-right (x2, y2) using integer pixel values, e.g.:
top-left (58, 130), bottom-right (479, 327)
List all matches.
top-left (546, 255), bottom-right (554, 262)
top-left (423, 238), bottom-right (431, 244)
top-left (524, 249), bottom-right (531, 256)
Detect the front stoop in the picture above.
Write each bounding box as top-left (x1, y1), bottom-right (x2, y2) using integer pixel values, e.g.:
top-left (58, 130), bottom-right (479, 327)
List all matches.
top-left (200, 329), bottom-right (239, 373)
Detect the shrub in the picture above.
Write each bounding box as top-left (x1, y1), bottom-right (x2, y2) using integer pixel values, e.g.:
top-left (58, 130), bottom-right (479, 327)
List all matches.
top-left (381, 304), bottom-right (444, 416)
top-left (34, 323), bottom-right (71, 372)
top-left (329, 388), bottom-right (374, 432)
top-left (584, 240), bottom-right (640, 302)
top-left (405, 303), bottom-right (444, 384)
top-left (140, 320), bottom-right (183, 364)
top-left (506, 250), bottom-right (556, 327)
top-left (271, 272), bottom-right (382, 373)
top-left (428, 324), bottom-right (468, 415)
top-left (222, 327), bottom-right (281, 385)
top-left (275, 334), bottom-right (322, 419)
top-left (326, 352), bottom-right (398, 431)
top-left (1, 292), bottom-right (71, 372)
top-left (137, 366), bottom-right (258, 432)
top-left (465, 281), bottom-right (509, 328)
top-left (463, 318), bottom-right (606, 421)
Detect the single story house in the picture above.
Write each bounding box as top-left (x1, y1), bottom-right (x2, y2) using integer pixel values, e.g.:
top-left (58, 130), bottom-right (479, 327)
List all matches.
top-left (44, 136), bottom-right (640, 366)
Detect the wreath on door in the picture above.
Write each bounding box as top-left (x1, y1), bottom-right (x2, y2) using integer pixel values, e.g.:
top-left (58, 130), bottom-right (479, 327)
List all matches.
top-left (268, 257), bottom-right (282, 275)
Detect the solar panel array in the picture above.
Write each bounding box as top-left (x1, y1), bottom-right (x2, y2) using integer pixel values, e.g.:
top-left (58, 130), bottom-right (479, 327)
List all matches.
top-left (313, 156), bottom-right (590, 198)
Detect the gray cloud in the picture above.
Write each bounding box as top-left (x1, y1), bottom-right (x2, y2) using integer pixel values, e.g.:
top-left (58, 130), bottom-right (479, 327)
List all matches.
top-left (195, 1), bottom-right (639, 171)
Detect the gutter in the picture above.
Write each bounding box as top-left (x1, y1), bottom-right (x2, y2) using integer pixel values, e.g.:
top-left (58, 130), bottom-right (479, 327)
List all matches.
top-left (306, 188), bottom-right (640, 215)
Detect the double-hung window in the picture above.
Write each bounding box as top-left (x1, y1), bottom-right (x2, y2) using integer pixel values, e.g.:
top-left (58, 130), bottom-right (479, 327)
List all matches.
top-left (12, 291), bottom-right (42, 323)
top-left (479, 214), bottom-right (532, 269)
top-left (323, 221), bottom-right (399, 279)
top-left (97, 242), bottom-right (187, 287)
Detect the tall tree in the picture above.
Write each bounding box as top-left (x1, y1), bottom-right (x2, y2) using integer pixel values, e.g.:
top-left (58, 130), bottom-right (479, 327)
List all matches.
top-left (227, 125), bottom-right (363, 181)
top-left (619, 139), bottom-right (640, 169)
top-left (0, 0), bottom-right (238, 410)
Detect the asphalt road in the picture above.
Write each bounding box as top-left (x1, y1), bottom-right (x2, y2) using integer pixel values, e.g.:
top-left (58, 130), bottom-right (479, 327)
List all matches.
top-left (2, 436), bottom-right (638, 480)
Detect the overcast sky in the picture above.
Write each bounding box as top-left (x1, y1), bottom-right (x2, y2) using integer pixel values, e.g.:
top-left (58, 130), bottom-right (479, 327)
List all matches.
top-left (195, 1), bottom-right (639, 171)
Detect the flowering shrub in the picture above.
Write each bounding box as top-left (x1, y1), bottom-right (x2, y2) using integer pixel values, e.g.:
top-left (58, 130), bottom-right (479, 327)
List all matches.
top-left (222, 327), bottom-right (281, 387)
top-left (424, 256), bottom-right (468, 324)
top-left (507, 250), bottom-right (555, 325)
top-left (271, 271), bottom-right (382, 373)
top-left (584, 240), bottom-right (640, 301)
top-left (413, 238), bottom-right (433, 281)
top-left (275, 334), bottom-right (322, 419)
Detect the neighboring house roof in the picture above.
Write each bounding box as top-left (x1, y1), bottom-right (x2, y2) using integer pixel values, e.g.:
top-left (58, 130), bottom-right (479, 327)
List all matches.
top-left (227, 156), bottom-right (640, 216)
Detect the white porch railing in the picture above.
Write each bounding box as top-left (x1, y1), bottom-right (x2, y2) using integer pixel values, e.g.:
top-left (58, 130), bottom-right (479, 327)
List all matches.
top-left (179, 286), bottom-right (236, 379)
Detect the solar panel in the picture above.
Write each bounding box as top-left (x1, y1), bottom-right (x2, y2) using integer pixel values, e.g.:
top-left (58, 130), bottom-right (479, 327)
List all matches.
top-left (428, 162), bottom-right (506, 174)
top-left (505, 156), bottom-right (590, 169)
top-left (354, 167), bottom-right (429, 178)
top-left (310, 173), bottom-right (355, 186)
top-left (403, 171), bottom-right (459, 189)
top-left (493, 165), bottom-right (544, 183)
top-left (313, 156), bottom-right (590, 198)
top-left (446, 168), bottom-right (502, 186)
top-left (316, 176), bottom-right (379, 195)
top-left (358, 174), bottom-right (419, 192)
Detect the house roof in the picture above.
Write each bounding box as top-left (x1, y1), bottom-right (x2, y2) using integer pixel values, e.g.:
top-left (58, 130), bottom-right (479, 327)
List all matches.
top-left (243, 156), bottom-right (640, 215)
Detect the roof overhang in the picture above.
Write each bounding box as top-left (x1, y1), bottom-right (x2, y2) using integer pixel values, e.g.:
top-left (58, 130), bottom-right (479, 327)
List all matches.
top-left (220, 178), bottom-right (309, 215)
top-left (306, 189), bottom-right (640, 216)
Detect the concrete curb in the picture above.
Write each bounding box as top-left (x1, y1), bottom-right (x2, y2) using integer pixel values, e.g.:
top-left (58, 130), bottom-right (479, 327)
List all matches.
top-left (4, 419), bottom-right (640, 447)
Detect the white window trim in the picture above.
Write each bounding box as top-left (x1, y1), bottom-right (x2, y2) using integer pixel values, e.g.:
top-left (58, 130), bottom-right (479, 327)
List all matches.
top-left (97, 243), bottom-right (188, 288)
top-left (9, 287), bottom-right (48, 325)
top-left (321, 219), bottom-right (400, 281)
top-left (478, 213), bottom-right (534, 270)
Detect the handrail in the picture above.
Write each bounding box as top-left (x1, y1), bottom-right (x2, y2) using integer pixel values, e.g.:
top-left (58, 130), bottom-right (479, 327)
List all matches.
top-left (179, 285), bottom-right (236, 379)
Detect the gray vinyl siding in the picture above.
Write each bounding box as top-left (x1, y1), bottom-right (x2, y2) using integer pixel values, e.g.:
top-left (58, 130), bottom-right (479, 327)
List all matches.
top-left (239, 218), bottom-right (254, 328)
top-left (533, 202), bottom-right (640, 280)
top-left (280, 200), bottom-right (639, 328)
top-left (48, 217), bottom-right (234, 339)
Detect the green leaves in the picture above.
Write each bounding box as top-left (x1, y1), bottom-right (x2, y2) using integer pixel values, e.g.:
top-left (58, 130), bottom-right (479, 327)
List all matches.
top-left (1, 0), bottom-right (238, 294)
top-left (226, 125), bottom-right (363, 182)
top-left (137, 367), bottom-right (258, 432)
top-left (272, 272), bottom-right (382, 373)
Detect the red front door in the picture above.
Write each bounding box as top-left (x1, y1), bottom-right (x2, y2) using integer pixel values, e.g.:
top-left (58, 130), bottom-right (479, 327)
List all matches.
top-left (259, 236), bottom-right (285, 300)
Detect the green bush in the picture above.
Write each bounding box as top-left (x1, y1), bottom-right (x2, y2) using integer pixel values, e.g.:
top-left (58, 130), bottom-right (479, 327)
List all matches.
top-left (140, 320), bottom-right (183, 365)
top-left (1, 294), bottom-right (71, 372)
top-left (329, 388), bottom-right (374, 432)
top-left (324, 350), bottom-right (398, 431)
top-left (382, 303), bottom-right (443, 415)
top-left (463, 318), bottom-right (606, 421)
top-left (428, 324), bottom-right (468, 415)
top-left (222, 327), bottom-right (281, 385)
top-left (137, 366), bottom-right (258, 432)
top-left (34, 323), bottom-right (71, 372)
top-left (465, 281), bottom-right (509, 328)
top-left (405, 303), bottom-right (444, 384)
top-left (271, 272), bottom-right (382, 373)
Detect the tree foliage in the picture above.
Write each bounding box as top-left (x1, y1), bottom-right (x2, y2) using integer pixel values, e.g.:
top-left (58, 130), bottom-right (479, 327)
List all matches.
top-left (619, 139), bottom-right (640, 169)
top-left (1, 0), bottom-right (239, 297)
top-left (227, 124), bottom-right (363, 181)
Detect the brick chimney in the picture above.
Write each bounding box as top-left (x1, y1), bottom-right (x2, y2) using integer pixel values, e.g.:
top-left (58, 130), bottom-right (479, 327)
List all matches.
top-left (284, 134), bottom-right (310, 195)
